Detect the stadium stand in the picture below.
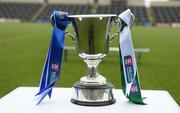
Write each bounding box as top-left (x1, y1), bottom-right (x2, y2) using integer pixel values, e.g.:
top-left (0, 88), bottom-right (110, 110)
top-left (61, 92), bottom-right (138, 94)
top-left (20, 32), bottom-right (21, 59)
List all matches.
top-left (96, 5), bottom-right (127, 14)
top-left (36, 4), bottom-right (91, 21)
top-left (97, 5), bottom-right (149, 25)
top-left (152, 6), bottom-right (180, 23)
top-left (129, 6), bottom-right (149, 25)
top-left (0, 0), bottom-right (179, 25)
top-left (0, 2), bottom-right (42, 20)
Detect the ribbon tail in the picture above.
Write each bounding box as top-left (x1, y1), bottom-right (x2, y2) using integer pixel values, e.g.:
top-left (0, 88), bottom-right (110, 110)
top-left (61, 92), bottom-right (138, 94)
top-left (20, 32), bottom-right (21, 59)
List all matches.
top-left (48, 89), bottom-right (53, 98)
top-left (40, 41), bottom-right (52, 90)
top-left (36, 82), bottom-right (55, 105)
top-left (128, 72), bottom-right (146, 104)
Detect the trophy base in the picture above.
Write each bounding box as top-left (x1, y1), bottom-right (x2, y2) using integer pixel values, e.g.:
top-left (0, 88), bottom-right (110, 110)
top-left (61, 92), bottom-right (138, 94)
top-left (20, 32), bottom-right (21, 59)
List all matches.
top-left (71, 81), bottom-right (116, 106)
top-left (71, 98), bottom-right (116, 106)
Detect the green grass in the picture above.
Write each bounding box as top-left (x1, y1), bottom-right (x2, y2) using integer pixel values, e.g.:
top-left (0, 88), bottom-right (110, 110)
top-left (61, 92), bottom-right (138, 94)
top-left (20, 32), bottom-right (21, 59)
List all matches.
top-left (0, 23), bottom-right (180, 105)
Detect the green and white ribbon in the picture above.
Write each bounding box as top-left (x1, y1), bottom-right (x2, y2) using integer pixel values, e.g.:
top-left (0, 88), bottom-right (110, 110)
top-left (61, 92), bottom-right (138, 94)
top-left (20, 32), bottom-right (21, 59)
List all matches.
top-left (118, 9), bottom-right (146, 104)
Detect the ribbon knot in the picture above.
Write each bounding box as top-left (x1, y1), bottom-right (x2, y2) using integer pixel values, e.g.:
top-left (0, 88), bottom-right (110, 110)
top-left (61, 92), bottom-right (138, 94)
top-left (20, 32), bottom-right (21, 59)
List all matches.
top-left (50, 11), bottom-right (69, 30)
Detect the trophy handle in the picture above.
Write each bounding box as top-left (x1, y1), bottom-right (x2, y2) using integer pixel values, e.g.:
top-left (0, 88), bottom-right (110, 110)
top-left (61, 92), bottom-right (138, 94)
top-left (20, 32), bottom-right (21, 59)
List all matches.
top-left (130, 13), bottom-right (135, 28)
top-left (109, 13), bottom-right (135, 42)
top-left (65, 32), bottom-right (76, 41)
top-left (108, 17), bottom-right (120, 42)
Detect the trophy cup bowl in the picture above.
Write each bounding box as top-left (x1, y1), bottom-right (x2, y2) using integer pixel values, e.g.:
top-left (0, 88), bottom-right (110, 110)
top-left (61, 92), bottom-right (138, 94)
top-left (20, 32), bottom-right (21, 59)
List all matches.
top-left (68, 14), bottom-right (118, 106)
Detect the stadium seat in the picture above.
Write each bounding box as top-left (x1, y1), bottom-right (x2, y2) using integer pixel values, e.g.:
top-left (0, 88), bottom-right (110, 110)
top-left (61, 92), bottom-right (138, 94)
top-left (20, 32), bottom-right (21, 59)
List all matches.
top-left (152, 6), bottom-right (180, 23)
top-left (37, 4), bottom-right (91, 21)
top-left (0, 2), bottom-right (42, 21)
top-left (97, 5), bottom-right (149, 25)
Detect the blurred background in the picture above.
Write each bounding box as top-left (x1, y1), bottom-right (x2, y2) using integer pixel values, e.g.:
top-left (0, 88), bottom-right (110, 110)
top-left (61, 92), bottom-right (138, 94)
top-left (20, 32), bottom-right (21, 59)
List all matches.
top-left (0, 0), bottom-right (180, 105)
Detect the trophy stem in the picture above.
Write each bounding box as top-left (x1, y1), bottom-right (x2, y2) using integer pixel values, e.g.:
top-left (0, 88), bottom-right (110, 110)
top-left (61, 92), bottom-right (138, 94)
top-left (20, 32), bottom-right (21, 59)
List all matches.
top-left (84, 58), bottom-right (101, 79)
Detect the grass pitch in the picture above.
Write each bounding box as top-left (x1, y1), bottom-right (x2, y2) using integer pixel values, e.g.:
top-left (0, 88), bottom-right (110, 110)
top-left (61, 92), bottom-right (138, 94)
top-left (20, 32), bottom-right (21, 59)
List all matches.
top-left (0, 23), bottom-right (180, 105)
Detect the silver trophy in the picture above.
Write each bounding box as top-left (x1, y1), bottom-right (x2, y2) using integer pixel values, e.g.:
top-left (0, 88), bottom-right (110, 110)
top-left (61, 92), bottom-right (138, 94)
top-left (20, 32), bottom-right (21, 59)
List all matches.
top-left (67, 14), bottom-right (134, 106)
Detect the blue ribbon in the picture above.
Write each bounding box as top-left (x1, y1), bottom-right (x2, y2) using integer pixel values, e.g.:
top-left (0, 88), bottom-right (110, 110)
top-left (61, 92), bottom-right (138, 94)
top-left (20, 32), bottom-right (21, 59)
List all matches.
top-left (35, 11), bottom-right (69, 104)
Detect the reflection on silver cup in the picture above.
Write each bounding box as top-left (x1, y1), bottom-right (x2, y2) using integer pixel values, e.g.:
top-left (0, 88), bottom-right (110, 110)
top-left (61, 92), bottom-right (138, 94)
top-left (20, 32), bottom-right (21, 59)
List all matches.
top-left (67, 14), bottom-right (118, 106)
top-left (70, 15), bottom-right (116, 56)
